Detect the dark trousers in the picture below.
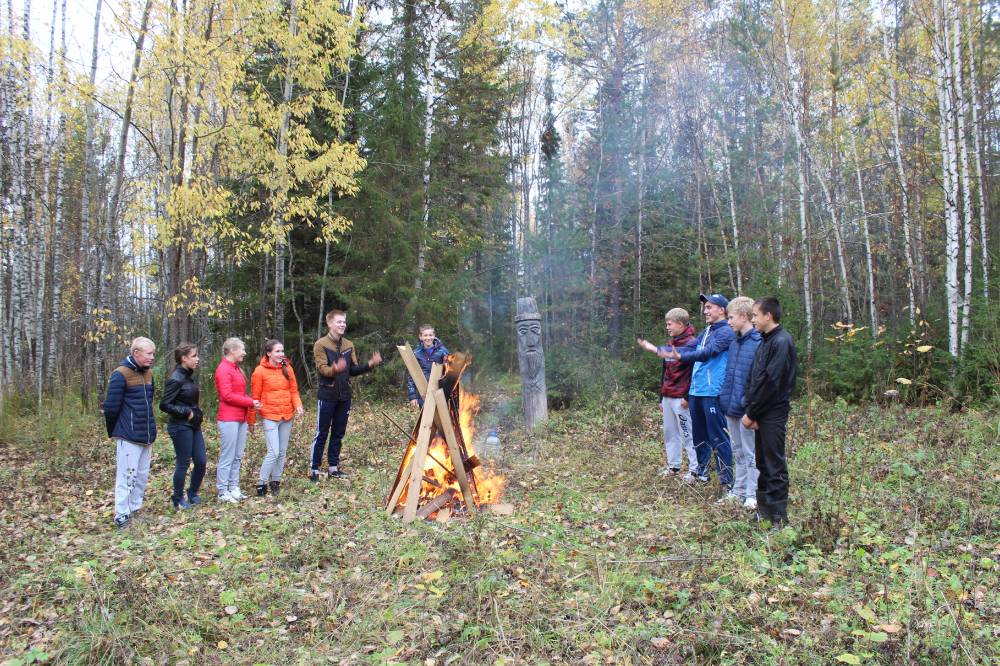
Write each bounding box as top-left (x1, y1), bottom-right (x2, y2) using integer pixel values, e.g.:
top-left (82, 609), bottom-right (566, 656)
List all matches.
top-left (311, 399), bottom-right (351, 470)
top-left (754, 406), bottom-right (790, 523)
top-left (690, 395), bottom-right (734, 486)
top-left (168, 424), bottom-right (206, 502)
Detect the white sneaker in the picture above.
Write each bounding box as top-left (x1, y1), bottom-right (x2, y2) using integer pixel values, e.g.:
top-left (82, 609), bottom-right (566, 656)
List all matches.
top-left (743, 497), bottom-right (757, 511)
top-left (219, 492), bottom-right (239, 505)
top-left (658, 467), bottom-right (680, 477)
top-left (229, 487), bottom-right (245, 501)
top-left (715, 491), bottom-right (742, 505)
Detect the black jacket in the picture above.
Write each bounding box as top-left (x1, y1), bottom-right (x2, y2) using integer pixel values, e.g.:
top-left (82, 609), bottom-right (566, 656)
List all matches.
top-left (159, 367), bottom-right (203, 429)
top-left (743, 325), bottom-right (797, 421)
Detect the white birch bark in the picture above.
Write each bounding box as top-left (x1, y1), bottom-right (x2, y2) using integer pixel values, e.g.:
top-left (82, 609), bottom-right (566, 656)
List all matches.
top-left (779, 0), bottom-right (813, 356)
top-left (722, 134), bottom-right (742, 293)
top-left (934, 0), bottom-right (961, 357)
top-left (882, 28), bottom-right (917, 328)
top-left (851, 135), bottom-right (877, 337)
top-left (967, 10), bottom-right (989, 300)
top-left (951, 5), bottom-right (973, 349)
top-left (413, 8), bottom-right (441, 295)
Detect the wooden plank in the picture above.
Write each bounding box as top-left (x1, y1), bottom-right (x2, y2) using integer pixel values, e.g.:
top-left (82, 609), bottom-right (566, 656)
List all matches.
top-left (435, 387), bottom-right (477, 515)
top-left (384, 413), bottom-right (422, 511)
top-left (397, 344), bottom-right (427, 397)
top-left (402, 364), bottom-right (442, 523)
top-left (385, 457), bottom-right (413, 514)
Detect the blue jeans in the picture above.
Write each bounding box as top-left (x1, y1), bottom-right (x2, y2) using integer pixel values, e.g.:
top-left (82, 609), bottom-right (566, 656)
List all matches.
top-left (310, 399), bottom-right (351, 470)
top-left (689, 395), bottom-right (733, 486)
top-left (168, 423), bottom-right (206, 502)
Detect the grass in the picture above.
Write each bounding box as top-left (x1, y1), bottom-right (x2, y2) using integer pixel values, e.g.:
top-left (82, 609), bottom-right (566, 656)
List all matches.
top-left (0, 385), bottom-right (997, 664)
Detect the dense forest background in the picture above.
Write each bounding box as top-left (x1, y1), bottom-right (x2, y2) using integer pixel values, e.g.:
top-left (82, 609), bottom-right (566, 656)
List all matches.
top-left (0, 0), bottom-right (997, 408)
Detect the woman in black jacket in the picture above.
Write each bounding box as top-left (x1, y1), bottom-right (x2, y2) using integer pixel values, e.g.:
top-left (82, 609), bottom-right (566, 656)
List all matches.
top-left (160, 342), bottom-right (205, 510)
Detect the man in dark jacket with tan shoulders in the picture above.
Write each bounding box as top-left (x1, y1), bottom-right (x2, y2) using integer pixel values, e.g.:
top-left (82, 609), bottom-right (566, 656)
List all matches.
top-left (311, 309), bottom-right (382, 481)
top-left (741, 296), bottom-right (798, 527)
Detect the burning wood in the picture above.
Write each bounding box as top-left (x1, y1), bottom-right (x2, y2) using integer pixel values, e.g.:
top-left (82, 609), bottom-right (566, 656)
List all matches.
top-left (416, 488), bottom-right (457, 519)
top-left (387, 344), bottom-right (506, 522)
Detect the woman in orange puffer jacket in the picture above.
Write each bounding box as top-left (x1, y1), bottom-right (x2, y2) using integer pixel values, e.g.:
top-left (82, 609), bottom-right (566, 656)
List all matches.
top-left (250, 339), bottom-right (303, 496)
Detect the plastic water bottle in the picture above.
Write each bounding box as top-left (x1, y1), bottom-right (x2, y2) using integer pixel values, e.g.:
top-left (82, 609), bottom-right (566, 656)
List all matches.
top-left (484, 429), bottom-right (500, 459)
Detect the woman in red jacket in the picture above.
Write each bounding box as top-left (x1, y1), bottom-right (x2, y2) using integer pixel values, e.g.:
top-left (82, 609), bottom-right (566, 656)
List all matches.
top-left (214, 337), bottom-right (260, 504)
top-left (251, 339), bottom-right (303, 496)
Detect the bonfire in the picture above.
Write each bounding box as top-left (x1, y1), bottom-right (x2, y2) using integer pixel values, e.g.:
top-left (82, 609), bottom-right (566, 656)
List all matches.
top-left (385, 346), bottom-right (505, 522)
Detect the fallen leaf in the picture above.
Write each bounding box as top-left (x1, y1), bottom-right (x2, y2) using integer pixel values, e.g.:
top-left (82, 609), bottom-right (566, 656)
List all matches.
top-left (880, 622), bottom-right (902, 634)
top-left (835, 655), bottom-right (861, 665)
top-left (224, 606), bottom-right (238, 616)
top-left (650, 637), bottom-right (670, 650)
top-left (217, 641), bottom-right (228, 650)
top-left (782, 628), bottom-right (802, 636)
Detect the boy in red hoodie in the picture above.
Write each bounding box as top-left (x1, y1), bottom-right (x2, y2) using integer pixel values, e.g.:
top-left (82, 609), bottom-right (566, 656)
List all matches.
top-left (638, 308), bottom-right (699, 477)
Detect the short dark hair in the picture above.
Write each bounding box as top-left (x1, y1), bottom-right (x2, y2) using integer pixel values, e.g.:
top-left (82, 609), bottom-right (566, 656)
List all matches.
top-left (326, 309), bottom-right (347, 321)
top-left (754, 296), bottom-right (782, 323)
top-left (173, 342), bottom-right (197, 366)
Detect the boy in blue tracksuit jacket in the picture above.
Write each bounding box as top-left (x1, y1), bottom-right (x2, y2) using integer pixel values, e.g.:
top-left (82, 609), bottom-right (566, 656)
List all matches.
top-left (407, 324), bottom-right (449, 408)
top-left (102, 337), bottom-right (158, 530)
top-left (666, 293), bottom-right (736, 489)
top-left (718, 297), bottom-right (762, 508)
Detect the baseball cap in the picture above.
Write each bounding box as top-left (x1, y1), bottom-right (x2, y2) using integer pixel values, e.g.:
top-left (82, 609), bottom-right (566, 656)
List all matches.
top-left (699, 293), bottom-right (729, 309)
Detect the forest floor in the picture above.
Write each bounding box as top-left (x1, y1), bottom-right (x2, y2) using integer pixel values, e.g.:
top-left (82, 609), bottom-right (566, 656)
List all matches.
top-left (0, 381), bottom-right (998, 665)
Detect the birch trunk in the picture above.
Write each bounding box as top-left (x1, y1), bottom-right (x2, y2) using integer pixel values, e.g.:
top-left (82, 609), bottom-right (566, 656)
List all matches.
top-left (966, 10), bottom-right (989, 300)
top-left (780, 0), bottom-right (813, 356)
top-left (934, 0), bottom-right (961, 357)
top-left (882, 28), bottom-right (917, 329)
top-left (950, 6), bottom-right (973, 349)
top-left (851, 135), bottom-right (877, 337)
top-left (412, 9), bottom-right (440, 297)
top-left (272, 0), bottom-right (298, 336)
top-left (722, 135), bottom-right (742, 293)
top-left (79, 0), bottom-right (101, 402)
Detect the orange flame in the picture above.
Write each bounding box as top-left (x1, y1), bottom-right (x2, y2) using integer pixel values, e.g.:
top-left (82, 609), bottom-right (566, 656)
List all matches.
top-left (394, 359), bottom-right (505, 516)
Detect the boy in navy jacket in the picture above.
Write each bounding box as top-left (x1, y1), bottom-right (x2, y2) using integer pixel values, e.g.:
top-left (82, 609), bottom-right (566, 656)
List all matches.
top-left (407, 324), bottom-right (449, 408)
top-left (717, 297), bottom-right (762, 509)
top-left (103, 337), bottom-right (157, 530)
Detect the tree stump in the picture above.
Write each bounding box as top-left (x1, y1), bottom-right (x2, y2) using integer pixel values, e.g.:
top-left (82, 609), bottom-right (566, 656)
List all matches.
top-left (515, 296), bottom-right (548, 431)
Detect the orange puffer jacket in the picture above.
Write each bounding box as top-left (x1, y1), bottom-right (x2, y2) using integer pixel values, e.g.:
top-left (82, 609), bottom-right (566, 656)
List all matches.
top-left (250, 356), bottom-right (303, 421)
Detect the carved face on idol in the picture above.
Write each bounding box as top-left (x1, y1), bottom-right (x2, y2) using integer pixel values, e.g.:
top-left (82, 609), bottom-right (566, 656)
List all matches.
top-left (517, 319), bottom-right (544, 391)
top-left (517, 320), bottom-right (542, 351)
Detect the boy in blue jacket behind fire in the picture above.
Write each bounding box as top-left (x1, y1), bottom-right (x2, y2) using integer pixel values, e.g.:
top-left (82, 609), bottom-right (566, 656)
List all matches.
top-left (407, 324), bottom-right (450, 408)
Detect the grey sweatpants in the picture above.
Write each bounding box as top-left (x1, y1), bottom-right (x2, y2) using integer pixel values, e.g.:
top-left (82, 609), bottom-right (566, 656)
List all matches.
top-left (114, 438), bottom-right (152, 518)
top-left (258, 418), bottom-right (292, 483)
top-left (726, 415), bottom-right (758, 499)
top-left (217, 421), bottom-right (248, 494)
top-left (661, 397), bottom-right (697, 470)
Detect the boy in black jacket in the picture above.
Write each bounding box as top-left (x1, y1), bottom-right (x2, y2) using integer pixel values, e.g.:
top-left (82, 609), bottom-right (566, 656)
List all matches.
top-left (741, 297), bottom-right (798, 526)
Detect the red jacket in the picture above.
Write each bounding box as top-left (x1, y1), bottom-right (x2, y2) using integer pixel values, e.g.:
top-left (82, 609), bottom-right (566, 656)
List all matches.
top-left (659, 325), bottom-right (697, 398)
top-left (215, 358), bottom-right (255, 423)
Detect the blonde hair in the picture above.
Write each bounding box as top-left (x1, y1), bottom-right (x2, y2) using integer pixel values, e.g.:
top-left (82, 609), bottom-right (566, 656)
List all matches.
top-left (665, 308), bottom-right (689, 326)
top-left (728, 296), bottom-right (754, 318)
top-left (222, 337), bottom-right (245, 355)
top-left (130, 337), bottom-right (155, 353)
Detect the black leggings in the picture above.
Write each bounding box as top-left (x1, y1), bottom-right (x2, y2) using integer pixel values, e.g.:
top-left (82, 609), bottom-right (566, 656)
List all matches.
top-left (168, 423), bottom-right (206, 502)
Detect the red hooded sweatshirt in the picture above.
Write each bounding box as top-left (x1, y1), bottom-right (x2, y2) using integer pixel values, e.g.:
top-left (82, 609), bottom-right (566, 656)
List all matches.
top-left (659, 324), bottom-right (698, 398)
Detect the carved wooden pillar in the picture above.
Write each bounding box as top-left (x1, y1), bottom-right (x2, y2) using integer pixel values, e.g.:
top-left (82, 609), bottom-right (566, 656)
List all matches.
top-left (516, 296), bottom-right (548, 431)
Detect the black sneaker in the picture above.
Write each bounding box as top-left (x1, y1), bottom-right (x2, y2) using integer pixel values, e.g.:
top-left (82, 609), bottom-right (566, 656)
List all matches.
top-left (187, 492), bottom-right (202, 506)
top-left (114, 514), bottom-right (130, 530)
top-left (328, 466), bottom-right (348, 479)
top-left (255, 482), bottom-right (268, 497)
top-left (172, 498), bottom-right (193, 511)
top-left (309, 470), bottom-right (320, 483)
top-left (269, 480), bottom-right (281, 496)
